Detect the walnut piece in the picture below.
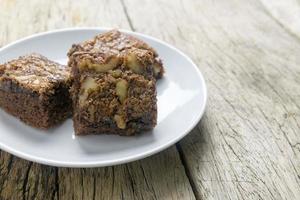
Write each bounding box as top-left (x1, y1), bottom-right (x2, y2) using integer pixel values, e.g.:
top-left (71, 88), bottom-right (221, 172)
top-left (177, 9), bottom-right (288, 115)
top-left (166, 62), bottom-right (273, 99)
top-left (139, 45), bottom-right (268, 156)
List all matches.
top-left (79, 77), bottom-right (98, 105)
top-left (125, 53), bottom-right (143, 74)
top-left (153, 63), bottom-right (162, 77)
top-left (79, 56), bottom-right (120, 72)
top-left (114, 114), bottom-right (126, 129)
top-left (116, 79), bottom-right (128, 103)
top-left (109, 69), bottom-right (122, 78)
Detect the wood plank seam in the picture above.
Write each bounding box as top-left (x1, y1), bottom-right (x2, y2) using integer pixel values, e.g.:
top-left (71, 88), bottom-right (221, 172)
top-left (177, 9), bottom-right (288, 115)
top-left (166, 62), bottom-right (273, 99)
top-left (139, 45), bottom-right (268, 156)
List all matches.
top-left (22, 162), bottom-right (32, 200)
top-left (120, 0), bottom-right (135, 31)
top-left (258, 0), bottom-right (300, 42)
top-left (177, 143), bottom-right (201, 200)
top-left (118, 1), bottom-right (199, 199)
top-left (53, 168), bottom-right (59, 200)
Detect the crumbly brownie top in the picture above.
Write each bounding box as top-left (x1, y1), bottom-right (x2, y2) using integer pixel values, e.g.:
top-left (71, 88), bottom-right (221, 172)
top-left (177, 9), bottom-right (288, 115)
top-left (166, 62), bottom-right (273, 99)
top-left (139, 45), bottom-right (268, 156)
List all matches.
top-left (68, 30), bottom-right (164, 78)
top-left (0, 53), bottom-right (71, 93)
top-left (68, 30), bottom-right (157, 58)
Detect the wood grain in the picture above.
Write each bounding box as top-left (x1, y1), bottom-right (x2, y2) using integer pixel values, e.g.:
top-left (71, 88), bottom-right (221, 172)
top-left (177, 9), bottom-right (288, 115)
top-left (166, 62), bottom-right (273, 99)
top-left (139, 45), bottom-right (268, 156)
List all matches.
top-left (123, 0), bottom-right (300, 199)
top-left (260, 0), bottom-right (300, 40)
top-left (0, 0), bottom-right (195, 200)
top-left (58, 147), bottom-right (195, 200)
top-left (1, 0), bottom-right (300, 199)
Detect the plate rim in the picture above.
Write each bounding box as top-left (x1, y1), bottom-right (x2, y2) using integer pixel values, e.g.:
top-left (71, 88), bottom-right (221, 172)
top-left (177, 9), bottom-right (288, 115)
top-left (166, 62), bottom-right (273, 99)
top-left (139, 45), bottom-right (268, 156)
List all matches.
top-left (0, 27), bottom-right (207, 167)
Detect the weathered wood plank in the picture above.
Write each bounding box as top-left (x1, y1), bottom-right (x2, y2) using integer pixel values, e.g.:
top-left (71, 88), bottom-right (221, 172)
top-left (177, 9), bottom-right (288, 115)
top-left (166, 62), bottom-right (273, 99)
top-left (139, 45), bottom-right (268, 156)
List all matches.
top-left (59, 147), bottom-right (195, 200)
top-left (0, 151), bottom-right (58, 200)
top-left (0, 0), bottom-right (129, 45)
top-left (123, 0), bottom-right (300, 199)
top-left (0, 0), bottom-right (195, 199)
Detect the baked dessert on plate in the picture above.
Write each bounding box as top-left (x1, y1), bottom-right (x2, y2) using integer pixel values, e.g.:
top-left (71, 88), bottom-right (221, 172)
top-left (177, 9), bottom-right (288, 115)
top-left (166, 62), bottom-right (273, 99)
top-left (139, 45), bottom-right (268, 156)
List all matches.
top-left (0, 53), bottom-right (72, 128)
top-left (0, 28), bottom-right (207, 167)
top-left (68, 30), bottom-right (164, 136)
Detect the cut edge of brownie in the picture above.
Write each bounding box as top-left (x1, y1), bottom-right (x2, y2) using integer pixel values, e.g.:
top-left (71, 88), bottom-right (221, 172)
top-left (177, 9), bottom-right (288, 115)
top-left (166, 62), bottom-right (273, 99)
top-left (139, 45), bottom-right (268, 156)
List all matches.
top-left (0, 81), bottom-right (72, 129)
top-left (71, 72), bottom-right (157, 136)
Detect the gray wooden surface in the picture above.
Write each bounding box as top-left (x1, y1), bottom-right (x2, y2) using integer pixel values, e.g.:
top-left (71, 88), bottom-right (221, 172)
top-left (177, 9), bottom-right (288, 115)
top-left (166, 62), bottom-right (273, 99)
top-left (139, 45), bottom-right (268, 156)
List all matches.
top-left (0, 0), bottom-right (300, 199)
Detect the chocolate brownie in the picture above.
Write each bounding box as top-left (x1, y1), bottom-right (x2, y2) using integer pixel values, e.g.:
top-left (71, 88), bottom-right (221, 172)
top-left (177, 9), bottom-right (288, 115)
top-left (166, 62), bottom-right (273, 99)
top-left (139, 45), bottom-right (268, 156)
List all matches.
top-left (0, 53), bottom-right (72, 129)
top-left (68, 30), bottom-right (164, 136)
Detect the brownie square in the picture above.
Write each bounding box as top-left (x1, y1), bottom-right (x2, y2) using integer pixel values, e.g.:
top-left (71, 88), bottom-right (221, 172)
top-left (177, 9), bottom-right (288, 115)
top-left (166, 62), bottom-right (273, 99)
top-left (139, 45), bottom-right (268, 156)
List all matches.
top-left (0, 53), bottom-right (72, 129)
top-left (72, 72), bottom-right (157, 136)
top-left (68, 30), bottom-right (164, 135)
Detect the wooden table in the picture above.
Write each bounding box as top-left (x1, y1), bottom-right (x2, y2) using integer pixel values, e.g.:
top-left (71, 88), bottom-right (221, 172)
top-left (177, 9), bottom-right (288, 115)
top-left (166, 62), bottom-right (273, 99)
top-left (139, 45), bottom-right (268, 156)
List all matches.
top-left (1, 0), bottom-right (300, 199)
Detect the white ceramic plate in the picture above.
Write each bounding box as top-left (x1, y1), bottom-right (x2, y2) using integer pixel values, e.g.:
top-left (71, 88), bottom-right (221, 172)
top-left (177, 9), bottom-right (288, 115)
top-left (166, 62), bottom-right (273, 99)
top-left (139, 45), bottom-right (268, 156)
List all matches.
top-left (0, 28), bottom-right (207, 167)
